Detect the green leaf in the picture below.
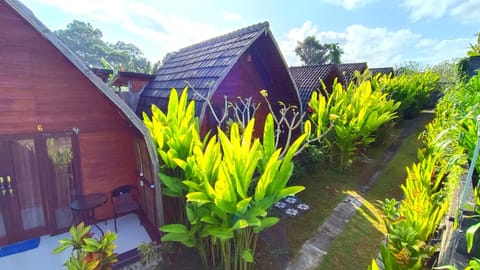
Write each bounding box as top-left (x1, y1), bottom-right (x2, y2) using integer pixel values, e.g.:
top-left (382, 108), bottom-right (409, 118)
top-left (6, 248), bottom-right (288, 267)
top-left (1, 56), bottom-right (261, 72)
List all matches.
top-left (278, 186), bottom-right (305, 198)
top-left (466, 222), bottom-right (480, 253)
top-left (160, 224), bottom-right (188, 234)
top-left (254, 217), bottom-right (279, 233)
top-left (158, 172), bottom-right (184, 196)
top-left (233, 219), bottom-right (249, 230)
top-left (200, 216), bottom-right (220, 225)
top-left (161, 232), bottom-right (194, 247)
top-left (205, 226), bottom-right (233, 240)
top-left (182, 180), bottom-right (199, 190)
top-left (186, 192), bottom-right (211, 206)
top-left (236, 198), bottom-right (252, 214)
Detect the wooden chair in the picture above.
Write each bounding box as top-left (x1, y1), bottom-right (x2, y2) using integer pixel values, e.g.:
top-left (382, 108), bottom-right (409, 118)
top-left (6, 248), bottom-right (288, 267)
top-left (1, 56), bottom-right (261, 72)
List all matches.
top-left (110, 185), bottom-right (139, 232)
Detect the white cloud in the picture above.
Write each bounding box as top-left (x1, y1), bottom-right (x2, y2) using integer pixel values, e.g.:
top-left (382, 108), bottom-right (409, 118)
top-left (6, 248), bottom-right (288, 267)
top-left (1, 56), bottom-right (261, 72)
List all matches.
top-left (222, 12), bottom-right (242, 21)
top-left (280, 21), bottom-right (318, 66)
top-left (402, 0), bottom-right (455, 21)
top-left (25, 0), bottom-right (222, 62)
top-left (322, 0), bottom-right (379, 10)
top-left (401, 0), bottom-right (480, 23)
top-left (450, 0), bottom-right (480, 23)
top-left (280, 21), bottom-right (472, 67)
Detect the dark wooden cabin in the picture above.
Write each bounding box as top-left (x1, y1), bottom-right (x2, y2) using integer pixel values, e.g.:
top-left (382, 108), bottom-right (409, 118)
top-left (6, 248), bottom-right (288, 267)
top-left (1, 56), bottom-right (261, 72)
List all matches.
top-left (0, 0), bottom-right (162, 246)
top-left (137, 22), bottom-right (301, 137)
top-left (338, 62), bottom-right (368, 85)
top-left (289, 64), bottom-right (344, 112)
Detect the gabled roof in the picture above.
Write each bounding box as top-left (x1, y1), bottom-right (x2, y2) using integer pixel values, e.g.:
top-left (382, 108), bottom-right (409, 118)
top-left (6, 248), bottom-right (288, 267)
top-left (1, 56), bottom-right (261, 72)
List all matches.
top-left (338, 62), bottom-right (368, 84)
top-left (112, 71), bottom-right (154, 87)
top-left (5, 0), bottom-right (159, 177)
top-left (137, 22), bottom-right (275, 116)
top-left (289, 64), bottom-right (339, 111)
top-left (370, 67), bottom-right (394, 77)
top-left (91, 68), bottom-right (113, 82)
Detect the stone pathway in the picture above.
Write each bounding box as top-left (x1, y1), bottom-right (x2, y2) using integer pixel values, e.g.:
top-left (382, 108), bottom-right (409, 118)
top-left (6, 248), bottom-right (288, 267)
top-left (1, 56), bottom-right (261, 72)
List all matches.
top-left (286, 115), bottom-right (428, 270)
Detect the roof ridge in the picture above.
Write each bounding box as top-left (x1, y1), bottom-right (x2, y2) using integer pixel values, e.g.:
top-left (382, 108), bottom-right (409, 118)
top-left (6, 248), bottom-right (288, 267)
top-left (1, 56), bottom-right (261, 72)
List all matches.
top-left (338, 62), bottom-right (367, 66)
top-left (290, 63), bottom-right (337, 69)
top-left (176, 21), bottom-right (269, 53)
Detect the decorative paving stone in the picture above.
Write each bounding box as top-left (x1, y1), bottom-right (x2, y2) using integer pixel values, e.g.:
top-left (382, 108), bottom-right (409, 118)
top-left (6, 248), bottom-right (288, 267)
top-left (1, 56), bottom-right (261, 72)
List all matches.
top-left (274, 196), bottom-right (311, 217)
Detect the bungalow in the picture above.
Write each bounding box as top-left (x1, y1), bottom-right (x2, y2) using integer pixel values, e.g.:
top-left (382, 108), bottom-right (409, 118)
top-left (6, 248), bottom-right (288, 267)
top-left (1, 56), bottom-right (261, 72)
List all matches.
top-left (338, 62), bottom-right (368, 85)
top-left (289, 64), bottom-right (344, 112)
top-left (137, 22), bottom-right (301, 137)
top-left (0, 0), bottom-right (162, 246)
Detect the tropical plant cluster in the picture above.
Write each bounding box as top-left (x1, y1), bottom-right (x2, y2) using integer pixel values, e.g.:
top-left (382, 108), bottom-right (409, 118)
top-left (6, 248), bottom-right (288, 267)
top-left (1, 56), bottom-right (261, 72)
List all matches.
top-left (309, 79), bottom-right (400, 171)
top-left (369, 74), bottom-right (480, 269)
top-left (376, 70), bottom-right (440, 119)
top-left (53, 222), bottom-right (118, 270)
top-left (144, 88), bottom-right (310, 270)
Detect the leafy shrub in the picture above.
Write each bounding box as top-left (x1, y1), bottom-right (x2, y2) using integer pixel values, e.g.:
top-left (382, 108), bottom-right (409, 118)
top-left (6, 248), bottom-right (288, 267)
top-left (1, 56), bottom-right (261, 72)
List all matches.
top-left (145, 87), bottom-right (314, 270)
top-left (292, 143), bottom-right (324, 181)
top-left (143, 88), bottom-right (203, 225)
top-left (53, 222), bottom-right (118, 270)
top-left (309, 80), bottom-right (399, 171)
top-left (378, 70), bottom-right (440, 119)
top-left (159, 115), bottom-right (307, 270)
top-left (369, 71), bottom-right (480, 270)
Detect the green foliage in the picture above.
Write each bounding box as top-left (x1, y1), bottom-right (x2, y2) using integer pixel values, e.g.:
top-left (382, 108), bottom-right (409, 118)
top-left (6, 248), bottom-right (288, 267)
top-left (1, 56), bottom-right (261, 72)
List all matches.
top-left (143, 87), bottom-right (202, 224)
top-left (372, 70), bottom-right (480, 269)
top-left (145, 87), bottom-right (310, 269)
top-left (55, 20), bottom-right (157, 73)
top-left (137, 242), bottom-right (159, 266)
top-left (309, 80), bottom-right (399, 171)
top-left (378, 70), bottom-right (440, 119)
top-left (294, 36), bottom-right (344, 65)
top-left (467, 33), bottom-right (480, 57)
top-left (430, 59), bottom-right (458, 87)
top-left (157, 115), bottom-right (307, 270)
top-left (371, 68), bottom-right (480, 270)
top-left (292, 144), bottom-right (324, 181)
top-left (53, 222), bottom-right (118, 270)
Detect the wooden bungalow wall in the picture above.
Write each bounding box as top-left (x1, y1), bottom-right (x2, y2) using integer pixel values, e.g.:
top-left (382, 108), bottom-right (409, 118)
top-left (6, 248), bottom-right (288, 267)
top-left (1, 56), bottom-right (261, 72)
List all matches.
top-left (202, 33), bottom-right (300, 138)
top-left (0, 2), bottom-right (138, 220)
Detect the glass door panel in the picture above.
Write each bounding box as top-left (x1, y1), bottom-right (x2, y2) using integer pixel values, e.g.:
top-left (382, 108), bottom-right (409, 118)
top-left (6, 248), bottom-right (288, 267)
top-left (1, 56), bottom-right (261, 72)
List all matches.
top-left (9, 139), bottom-right (47, 233)
top-left (45, 136), bottom-right (76, 230)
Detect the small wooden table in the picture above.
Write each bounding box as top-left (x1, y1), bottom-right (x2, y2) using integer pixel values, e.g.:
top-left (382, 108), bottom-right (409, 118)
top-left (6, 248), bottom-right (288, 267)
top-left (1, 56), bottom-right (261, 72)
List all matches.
top-left (70, 193), bottom-right (107, 235)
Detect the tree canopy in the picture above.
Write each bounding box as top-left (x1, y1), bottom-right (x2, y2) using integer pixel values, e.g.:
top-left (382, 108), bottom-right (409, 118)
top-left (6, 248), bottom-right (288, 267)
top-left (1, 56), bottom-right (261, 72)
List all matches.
top-left (467, 32), bottom-right (480, 57)
top-left (55, 20), bottom-right (159, 74)
top-left (294, 36), bottom-right (344, 66)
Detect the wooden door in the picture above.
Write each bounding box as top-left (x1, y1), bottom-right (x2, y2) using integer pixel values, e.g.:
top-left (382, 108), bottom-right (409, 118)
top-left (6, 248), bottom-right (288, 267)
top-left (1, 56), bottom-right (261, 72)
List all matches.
top-left (0, 137), bottom-right (48, 245)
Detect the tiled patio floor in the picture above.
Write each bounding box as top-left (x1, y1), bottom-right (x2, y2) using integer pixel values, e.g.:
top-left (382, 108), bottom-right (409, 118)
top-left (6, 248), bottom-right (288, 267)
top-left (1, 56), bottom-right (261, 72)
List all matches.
top-left (0, 213), bottom-right (151, 270)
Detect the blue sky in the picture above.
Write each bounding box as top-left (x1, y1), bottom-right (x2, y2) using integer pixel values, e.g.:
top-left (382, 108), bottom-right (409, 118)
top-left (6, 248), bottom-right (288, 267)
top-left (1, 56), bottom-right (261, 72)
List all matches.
top-left (22, 0), bottom-right (479, 68)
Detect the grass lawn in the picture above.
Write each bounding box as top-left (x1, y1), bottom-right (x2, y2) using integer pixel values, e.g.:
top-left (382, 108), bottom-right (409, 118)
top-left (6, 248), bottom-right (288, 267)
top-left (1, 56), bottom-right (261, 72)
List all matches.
top-left (284, 111), bottom-right (434, 267)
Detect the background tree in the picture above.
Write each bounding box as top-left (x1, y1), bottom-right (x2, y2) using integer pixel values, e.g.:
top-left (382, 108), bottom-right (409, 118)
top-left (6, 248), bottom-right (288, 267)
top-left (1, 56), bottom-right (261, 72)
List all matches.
top-left (294, 36), bottom-right (343, 65)
top-left (325, 43), bottom-right (343, 64)
top-left (430, 59), bottom-right (457, 85)
top-left (55, 20), bottom-right (107, 67)
top-left (467, 32), bottom-right (480, 57)
top-left (55, 20), bottom-right (158, 74)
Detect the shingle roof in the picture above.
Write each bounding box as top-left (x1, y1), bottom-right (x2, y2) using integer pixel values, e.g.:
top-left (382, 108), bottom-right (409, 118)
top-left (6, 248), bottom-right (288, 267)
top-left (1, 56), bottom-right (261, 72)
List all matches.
top-left (138, 22), bottom-right (270, 116)
top-left (289, 64), bottom-right (338, 111)
top-left (338, 62), bottom-right (368, 84)
top-left (370, 67), bottom-right (394, 77)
